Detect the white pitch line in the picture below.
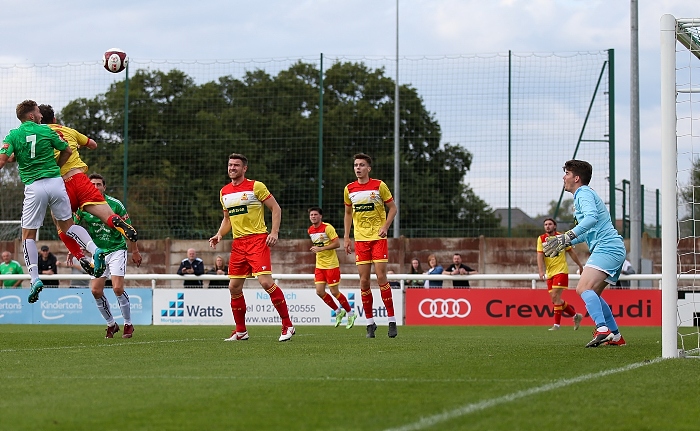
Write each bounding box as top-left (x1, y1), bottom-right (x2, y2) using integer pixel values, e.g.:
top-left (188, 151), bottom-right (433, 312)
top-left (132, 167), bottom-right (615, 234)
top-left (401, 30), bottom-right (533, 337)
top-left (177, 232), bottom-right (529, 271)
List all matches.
top-left (382, 357), bottom-right (665, 431)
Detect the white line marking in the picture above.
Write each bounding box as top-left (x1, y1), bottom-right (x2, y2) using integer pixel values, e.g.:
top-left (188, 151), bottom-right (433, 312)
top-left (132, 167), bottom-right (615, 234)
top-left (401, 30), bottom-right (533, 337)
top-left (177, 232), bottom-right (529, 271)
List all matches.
top-left (382, 357), bottom-right (665, 431)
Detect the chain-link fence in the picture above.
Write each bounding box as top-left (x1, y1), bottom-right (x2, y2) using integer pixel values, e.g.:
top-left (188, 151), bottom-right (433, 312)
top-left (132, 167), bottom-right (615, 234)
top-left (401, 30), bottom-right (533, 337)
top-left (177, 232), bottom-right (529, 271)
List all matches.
top-left (1, 51), bottom-right (613, 239)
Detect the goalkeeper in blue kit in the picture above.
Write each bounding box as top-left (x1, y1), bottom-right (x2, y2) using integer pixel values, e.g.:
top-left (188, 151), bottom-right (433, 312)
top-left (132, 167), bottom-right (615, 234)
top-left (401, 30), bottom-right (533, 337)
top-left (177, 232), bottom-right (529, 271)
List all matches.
top-left (543, 160), bottom-right (626, 347)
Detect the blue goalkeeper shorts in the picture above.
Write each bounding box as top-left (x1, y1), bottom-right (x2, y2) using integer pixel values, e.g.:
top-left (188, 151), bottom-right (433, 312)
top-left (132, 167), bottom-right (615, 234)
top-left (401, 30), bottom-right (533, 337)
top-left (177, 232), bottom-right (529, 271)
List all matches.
top-left (584, 241), bottom-right (627, 285)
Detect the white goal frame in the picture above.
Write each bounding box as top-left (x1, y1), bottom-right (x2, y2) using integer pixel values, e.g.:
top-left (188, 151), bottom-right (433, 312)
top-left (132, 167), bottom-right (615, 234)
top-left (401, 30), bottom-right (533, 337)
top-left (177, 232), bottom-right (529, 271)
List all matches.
top-left (660, 14), bottom-right (700, 358)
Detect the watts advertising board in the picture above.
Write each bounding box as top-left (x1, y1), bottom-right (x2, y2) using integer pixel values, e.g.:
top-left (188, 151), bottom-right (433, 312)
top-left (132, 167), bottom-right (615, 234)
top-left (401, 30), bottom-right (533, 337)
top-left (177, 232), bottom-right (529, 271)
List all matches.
top-left (153, 288), bottom-right (404, 326)
top-left (406, 288), bottom-right (661, 326)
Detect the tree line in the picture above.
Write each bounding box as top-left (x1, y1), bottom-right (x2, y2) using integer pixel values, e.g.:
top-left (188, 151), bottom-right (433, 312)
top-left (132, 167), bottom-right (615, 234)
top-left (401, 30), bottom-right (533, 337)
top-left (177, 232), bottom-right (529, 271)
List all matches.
top-left (3, 61), bottom-right (505, 239)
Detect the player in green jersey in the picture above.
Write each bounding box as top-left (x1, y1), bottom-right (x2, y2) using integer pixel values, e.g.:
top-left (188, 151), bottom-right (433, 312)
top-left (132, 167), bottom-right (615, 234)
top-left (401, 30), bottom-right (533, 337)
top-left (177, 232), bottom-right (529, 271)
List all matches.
top-left (74, 174), bottom-right (142, 338)
top-left (0, 100), bottom-right (106, 304)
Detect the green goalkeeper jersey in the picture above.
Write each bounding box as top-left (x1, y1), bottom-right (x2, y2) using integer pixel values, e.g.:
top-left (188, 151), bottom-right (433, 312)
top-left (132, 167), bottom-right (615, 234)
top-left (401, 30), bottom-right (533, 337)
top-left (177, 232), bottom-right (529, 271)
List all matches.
top-left (1, 121), bottom-right (67, 185)
top-left (74, 194), bottom-right (129, 254)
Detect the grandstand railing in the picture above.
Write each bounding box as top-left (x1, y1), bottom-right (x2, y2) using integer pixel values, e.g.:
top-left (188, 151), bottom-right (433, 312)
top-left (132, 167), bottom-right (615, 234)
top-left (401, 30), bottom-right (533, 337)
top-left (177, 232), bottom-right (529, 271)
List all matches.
top-left (0, 273), bottom-right (664, 289)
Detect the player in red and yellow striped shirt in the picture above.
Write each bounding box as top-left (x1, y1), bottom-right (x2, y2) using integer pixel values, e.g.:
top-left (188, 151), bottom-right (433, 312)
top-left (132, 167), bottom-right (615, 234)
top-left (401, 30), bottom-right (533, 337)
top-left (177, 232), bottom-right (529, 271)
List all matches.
top-left (308, 207), bottom-right (356, 329)
top-left (209, 153), bottom-right (294, 342)
top-left (537, 218), bottom-right (584, 331)
top-left (38, 105), bottom-right (137, 277)
top-left (343, 153), bottom-right (398, 339)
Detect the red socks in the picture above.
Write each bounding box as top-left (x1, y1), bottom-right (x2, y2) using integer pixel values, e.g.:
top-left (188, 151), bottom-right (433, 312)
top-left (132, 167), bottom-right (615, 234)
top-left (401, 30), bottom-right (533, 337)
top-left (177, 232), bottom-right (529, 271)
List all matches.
top-left (379, 282), bottom-right (395, 317)
top-left (106, 214), bottom-right (118, 229)
top-left (553, 303), bottom-right (563, 325)
top-left (361, 289), bottom-right (374, 319)
top-left (334, 292), bottom-right (352, 312)
top-left (230, 293), bottom-right (247, 333)
top-left (320, 292), bottom-right (337, 310)
top-left (266, 284), bottom-right (293, 328)
top-left (59, 231), bottom-right (85, 259)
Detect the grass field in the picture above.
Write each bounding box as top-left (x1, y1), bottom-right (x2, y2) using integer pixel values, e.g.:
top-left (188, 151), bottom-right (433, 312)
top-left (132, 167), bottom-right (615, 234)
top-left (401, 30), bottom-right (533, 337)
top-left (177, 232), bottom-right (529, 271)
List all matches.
top-left (0, 324), bottom-right (697, 431)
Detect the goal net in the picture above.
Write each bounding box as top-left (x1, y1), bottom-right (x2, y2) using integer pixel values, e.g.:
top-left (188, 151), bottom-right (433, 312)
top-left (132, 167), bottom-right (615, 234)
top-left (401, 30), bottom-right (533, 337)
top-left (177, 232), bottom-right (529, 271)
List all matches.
top-left (661, 15), bottom-right (700, 358)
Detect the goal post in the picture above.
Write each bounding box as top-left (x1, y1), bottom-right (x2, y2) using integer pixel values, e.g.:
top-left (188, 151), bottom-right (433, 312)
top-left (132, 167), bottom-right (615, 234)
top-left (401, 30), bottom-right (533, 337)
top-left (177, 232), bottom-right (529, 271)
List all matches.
top-left (660, 14), bottom-right (700, 359)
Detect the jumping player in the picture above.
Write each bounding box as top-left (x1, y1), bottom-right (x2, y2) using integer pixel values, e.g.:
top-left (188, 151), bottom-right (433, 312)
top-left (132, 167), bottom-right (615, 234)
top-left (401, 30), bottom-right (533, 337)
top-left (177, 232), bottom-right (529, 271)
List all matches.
top-left (0, 100), bottom-right (105, 303)
top-left (38, 104), bottom-right (137, 277)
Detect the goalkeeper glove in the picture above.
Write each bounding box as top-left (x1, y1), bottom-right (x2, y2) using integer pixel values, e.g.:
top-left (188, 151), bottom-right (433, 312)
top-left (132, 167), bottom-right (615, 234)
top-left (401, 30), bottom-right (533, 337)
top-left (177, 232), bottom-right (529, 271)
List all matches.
top-left (543, 230), bottom-right (576, 257)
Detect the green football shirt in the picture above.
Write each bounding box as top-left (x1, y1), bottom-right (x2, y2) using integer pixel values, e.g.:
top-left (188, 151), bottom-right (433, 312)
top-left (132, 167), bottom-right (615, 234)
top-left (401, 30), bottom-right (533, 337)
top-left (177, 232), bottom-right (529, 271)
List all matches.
top-left (0, 259), bottom-right (24, 287)
top-left (1, 121), bottom-right (67, 185)
top-left (75, 194), bottom-right (129, 254)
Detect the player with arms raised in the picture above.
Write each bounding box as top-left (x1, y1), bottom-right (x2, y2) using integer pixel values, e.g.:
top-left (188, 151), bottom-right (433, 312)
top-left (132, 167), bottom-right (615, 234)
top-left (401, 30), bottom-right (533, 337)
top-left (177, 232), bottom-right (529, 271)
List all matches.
top-left (209, 153), bottom-right (295, 342)
top-left (39, 104), bottom-right (138, 262)
top-left (0, 100), bottom-right (105, 303)
top-left (543, 160), bottom-right (626, 347)
top-left (308, 207), bottom-right (356, 329)
top-left (344, 153), bottom-right (398, 338)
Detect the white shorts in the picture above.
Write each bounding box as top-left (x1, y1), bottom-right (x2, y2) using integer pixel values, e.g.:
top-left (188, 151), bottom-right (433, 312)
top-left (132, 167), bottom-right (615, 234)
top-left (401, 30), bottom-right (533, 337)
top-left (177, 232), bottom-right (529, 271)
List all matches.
top-left (22, 177), bottom-right (72, 229)
top-left (93, 249), bottom-right (127, 280)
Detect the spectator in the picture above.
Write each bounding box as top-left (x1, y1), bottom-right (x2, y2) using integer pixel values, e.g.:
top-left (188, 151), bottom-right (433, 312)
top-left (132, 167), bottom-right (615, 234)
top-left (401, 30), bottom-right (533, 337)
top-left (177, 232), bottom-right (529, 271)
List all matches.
top-left (445, 253), bottom-right (478, 288)
top-left (38, 245), bottom-right (59, 287)
top-left (207, 255), bottom-right (229, 288)
top-left (177, 248), bottom-right (205, 287)
top-left (1, 251), bottom-right (23, 288)
top-left (68, 256), bottom-right (90, 289)
top-left (615, 258), bottom-right (635, 289)
top-left (387, 270), bottom-right (401, 289)
top-left (424, 254), bottom-right (443, 288)
top-left (406, 258), bottom-right (424, 288)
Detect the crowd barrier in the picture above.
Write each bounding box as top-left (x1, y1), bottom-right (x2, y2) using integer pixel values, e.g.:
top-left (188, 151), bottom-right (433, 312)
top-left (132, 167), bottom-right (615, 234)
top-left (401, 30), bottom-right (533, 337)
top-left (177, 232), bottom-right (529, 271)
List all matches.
top-left (0, 273), bottom-right (684, 326)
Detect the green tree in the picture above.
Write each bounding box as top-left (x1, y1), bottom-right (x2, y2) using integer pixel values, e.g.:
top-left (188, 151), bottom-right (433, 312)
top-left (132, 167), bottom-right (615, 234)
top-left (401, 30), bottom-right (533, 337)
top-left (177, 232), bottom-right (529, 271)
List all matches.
top-left (539, 198), bottom-right (575, 224)
top-left (60, 62), bottom-right (501, 239)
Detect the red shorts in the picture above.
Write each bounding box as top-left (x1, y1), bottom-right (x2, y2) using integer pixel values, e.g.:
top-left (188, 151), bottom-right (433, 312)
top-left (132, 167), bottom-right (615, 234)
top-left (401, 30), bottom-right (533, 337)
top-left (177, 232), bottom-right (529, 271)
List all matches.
top-left (229, 233), bottom-right (272, 278)
top-left (314, 267), bottom-right (341, 286)
top-left (64, 172), bottom-right (106, 212)
top-left (547, 273), bottom-right (569, 291)
top-left (354, 239), bottom-right (388, 265)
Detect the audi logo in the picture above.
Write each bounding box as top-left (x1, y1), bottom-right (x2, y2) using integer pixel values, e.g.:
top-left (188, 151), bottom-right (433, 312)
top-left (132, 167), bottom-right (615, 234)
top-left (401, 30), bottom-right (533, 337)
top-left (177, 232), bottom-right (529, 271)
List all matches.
top-left (419, 298), bottom-right (472, 318)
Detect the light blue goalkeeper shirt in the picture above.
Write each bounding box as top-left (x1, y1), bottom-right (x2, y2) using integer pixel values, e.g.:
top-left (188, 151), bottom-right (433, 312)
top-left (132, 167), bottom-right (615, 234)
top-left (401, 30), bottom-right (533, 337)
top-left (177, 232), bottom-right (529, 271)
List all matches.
top-left (570, 185), bottom-right (624, 253)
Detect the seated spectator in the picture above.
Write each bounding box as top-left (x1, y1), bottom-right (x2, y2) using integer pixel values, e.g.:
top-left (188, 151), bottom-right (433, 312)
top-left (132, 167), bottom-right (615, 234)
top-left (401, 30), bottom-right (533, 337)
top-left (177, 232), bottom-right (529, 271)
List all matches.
top-left (445, 253), bottom-right (478, 288)
top-left (387, 270), bottom-right (401, 289)
top-left (1, 251), bottom-right (23, 288)
top-left (177, 248), bottom-right (205, 287)
top-left (406, 258), bottom-right (424, 288)
top-left (207, 255), bottom-right (229, 288)
top-left (38, 245), bottom-right (59, 287)
top-left (424, 254), bottom-right (443, 288)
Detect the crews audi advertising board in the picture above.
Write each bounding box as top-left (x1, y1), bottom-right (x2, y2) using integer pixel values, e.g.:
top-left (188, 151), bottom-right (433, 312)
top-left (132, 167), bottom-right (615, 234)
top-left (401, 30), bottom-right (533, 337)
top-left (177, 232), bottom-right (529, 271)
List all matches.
top-left (406, 288), bottom-right (661, 326)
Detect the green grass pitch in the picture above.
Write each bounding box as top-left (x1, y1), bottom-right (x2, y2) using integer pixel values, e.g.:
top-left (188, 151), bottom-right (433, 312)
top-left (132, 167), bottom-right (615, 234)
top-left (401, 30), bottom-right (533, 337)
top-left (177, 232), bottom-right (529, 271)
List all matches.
top-left (0, 324), bottom-right (697, 431)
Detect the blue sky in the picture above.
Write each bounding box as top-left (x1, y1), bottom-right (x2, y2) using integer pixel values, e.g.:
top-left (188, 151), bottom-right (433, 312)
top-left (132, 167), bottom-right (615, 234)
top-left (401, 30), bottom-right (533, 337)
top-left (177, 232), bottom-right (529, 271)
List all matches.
top-left (1, 0), bottom-right (698, 205)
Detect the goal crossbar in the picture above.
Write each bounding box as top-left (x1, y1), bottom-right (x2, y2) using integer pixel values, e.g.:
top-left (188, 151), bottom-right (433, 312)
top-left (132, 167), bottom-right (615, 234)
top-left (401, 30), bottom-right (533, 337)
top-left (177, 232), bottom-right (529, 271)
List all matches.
top-left (677, 19), bottom-right (700, 61)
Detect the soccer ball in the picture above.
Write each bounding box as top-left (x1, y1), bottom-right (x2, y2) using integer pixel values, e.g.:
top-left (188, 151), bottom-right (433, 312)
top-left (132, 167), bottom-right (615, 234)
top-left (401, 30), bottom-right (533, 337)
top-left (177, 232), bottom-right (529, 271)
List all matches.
top-left (103, 48), bottom-right (128, 73)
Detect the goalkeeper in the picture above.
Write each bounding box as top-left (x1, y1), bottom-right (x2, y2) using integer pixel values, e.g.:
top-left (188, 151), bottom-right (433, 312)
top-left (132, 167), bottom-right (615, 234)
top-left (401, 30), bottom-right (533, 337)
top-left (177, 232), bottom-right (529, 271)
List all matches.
top-left (543, 160), bottom-right (626, 348)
